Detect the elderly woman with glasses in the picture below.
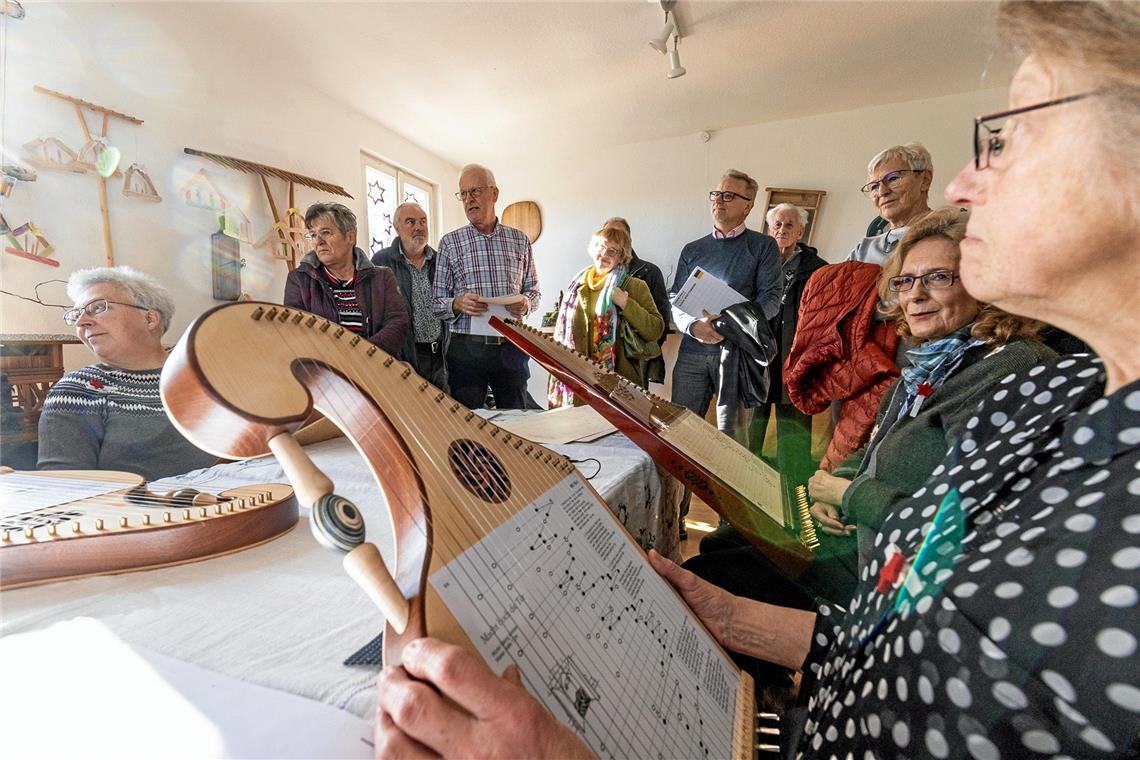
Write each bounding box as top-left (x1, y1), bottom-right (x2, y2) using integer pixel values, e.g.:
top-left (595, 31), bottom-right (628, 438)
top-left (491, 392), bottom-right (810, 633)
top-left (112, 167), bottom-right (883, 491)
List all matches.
top-left (373, 4), bottom-right (1139, 757)
top-left (37, 266), bottom-right (216, 481)
top-left (847, 141), bottom-right (935, 266)
top-left (283, 202), bottom-right (409, 357)
top-left (548, 226), bottom-right (664, 406)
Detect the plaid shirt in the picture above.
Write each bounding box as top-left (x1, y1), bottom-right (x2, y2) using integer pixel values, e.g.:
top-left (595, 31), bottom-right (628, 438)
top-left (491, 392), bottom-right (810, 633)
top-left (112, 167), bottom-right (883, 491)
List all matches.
top-left (431, 221), bottom-right (541, 334)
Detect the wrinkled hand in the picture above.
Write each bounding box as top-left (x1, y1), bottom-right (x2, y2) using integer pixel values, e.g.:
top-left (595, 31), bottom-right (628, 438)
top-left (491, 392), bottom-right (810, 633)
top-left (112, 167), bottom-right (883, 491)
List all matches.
top-left (453, 293), bottom-right (488, 316)
top-left (690, 310), bottom-right (724, 345)
top-left (611, 287), bottom-right (628, 309)
top-left (809, 501), bottom-right (854, 537)
top-left (505, 299), bottom-right (529, 318)
top-left (807, 469), bottom-right (849, 507)
top-left (375, 638), bottom-right (593, 760)
top-left (648, 549), bottom-right (738, 650)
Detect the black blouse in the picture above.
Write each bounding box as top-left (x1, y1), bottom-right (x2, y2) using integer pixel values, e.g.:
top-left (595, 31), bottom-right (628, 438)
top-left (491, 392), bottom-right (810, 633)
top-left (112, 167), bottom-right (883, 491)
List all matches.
top-left (798, 354), bottom-right (1139, 758)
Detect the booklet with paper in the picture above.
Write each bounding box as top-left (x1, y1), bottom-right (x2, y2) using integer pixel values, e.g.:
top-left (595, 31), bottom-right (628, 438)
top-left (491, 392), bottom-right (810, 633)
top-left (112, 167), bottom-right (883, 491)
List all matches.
top-left (672, 266), bottom-right (748, 319)
top-left (469, 293), bottom-right (527, 336)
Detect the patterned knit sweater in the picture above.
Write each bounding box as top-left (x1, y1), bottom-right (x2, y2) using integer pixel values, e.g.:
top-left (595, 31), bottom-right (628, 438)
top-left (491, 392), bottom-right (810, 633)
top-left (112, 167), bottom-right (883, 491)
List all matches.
top-left (37, 364), bottom-right (216, 481)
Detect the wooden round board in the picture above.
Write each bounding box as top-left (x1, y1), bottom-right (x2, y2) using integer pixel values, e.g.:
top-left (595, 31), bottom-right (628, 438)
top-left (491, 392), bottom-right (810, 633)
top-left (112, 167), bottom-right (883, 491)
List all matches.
top-left (502, 200), bottom-right (542, 243)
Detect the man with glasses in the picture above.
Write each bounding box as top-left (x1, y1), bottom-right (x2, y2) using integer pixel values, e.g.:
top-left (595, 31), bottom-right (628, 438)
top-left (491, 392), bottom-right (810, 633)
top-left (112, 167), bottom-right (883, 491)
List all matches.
top-left (432, 164), bottom-right (540, 410)
top-left (372, 202), bottom-right (449, 392)
top-left (38, 266), bottom-right (217, 480)
top-left (284, 202), bottom-right (409, 357)
top-left (668, 169), bottom-right (782, 536)
top-left (846, 142), bottom-right (934, 266)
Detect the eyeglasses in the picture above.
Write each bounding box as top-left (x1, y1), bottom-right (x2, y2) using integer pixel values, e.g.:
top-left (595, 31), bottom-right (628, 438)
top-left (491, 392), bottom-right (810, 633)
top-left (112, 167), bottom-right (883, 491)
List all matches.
top-left (455, 186), bottom-right (492, 202)
top-left (593, 242), bottom-right (623, 257)
top-left (63, 299), bottom-right (149, 325)
top-left (303, 229), bottom-right (338, 242)
top-left (973, 91), bottom-right (1097, 170)
top-left (887, 269), bottom-right (960, 293)
top-left (709, 190), bottom-right (752, 203)
top-left (861, 169), bottom-right (924, 195)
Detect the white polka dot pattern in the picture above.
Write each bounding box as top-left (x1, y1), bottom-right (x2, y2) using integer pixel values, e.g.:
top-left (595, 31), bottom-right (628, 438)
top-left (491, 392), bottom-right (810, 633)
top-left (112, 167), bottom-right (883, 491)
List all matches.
top-left (797, 355), bottom-right (1139, 758)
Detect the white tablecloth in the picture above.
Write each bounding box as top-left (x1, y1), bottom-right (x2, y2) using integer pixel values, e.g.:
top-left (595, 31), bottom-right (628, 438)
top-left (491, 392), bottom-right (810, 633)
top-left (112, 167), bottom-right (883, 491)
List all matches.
top-left (1, 429), bottom-right (680, 720)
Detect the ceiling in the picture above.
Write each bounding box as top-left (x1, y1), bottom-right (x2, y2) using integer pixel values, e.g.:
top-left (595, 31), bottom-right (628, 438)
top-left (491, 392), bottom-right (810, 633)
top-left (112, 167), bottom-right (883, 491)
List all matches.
top-left (53, 1), bottom-right (1013, 168)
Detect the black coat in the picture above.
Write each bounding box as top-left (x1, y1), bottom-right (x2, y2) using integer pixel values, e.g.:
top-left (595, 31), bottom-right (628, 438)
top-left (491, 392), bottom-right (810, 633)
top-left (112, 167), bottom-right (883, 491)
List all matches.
top-left (769, 244), bottom-right (828, 404)
top-left (372, 239), bottom-right (450, 385)
top-left (628, 250), bottom-right (671, 384)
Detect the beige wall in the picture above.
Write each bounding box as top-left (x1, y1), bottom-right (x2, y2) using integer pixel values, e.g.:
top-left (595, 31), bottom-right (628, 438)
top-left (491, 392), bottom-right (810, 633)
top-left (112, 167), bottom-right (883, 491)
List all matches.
top-left (0, 4), bottom-right (463, 370)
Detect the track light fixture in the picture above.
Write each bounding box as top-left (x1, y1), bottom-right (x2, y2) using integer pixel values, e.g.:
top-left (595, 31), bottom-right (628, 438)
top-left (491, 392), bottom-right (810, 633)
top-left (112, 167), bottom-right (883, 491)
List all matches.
top-left (649, 12), bottom-right (675, 54)
top-left (667, 35), bottom-right (686, 79)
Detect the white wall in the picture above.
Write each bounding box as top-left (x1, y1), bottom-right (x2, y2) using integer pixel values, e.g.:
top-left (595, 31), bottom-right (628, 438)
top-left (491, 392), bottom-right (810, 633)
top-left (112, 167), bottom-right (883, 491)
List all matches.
top-left (492, 87), bottom-right (1007, 402)
top-left (0, 4), bottom-right (463, 369)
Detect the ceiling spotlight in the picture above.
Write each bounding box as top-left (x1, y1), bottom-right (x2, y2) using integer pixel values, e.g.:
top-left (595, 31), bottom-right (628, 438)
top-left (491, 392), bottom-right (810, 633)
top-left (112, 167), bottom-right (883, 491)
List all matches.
top-left (649, 13), bottom-right (675, 54)
top-left (667, 36), bottom-right (686, 79)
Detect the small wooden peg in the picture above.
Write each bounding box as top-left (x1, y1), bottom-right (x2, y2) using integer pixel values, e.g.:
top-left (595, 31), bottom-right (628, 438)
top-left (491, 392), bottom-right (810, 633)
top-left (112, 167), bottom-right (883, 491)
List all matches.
top-left (120, 517), bottom-right (128, 528)
top-left (143, 514), bottom-right (152, 526)
top-left (182, 509), bottom-right (191, 520)
top-left (48, 524), bottom-right (57, 536)
top-left (342, 543), bottom-right (410, 634)
top-left (95, 519), bottom-right (104, 531)
top-left (24, 527), bottom-right (34, 539)
top-left (72, 522), bottom-right (82, 533)
top-left (163, 511), bottom-right (172, 523)
top-left (2, 530), bottom-right (9, 542)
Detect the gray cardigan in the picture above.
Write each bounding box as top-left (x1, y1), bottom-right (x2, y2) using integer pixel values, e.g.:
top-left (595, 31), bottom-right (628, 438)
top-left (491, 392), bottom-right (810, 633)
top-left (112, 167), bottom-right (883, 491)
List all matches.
top-left (835, 337), bottom-right (1057, 566)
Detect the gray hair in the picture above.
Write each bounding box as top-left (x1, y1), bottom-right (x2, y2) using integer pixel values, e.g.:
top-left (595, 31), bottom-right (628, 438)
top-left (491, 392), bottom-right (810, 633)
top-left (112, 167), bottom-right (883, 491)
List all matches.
top-left (603, 216), bottom-right (631, 234)
top-left (393, 202), bottom-right (426, 222)
top-left (765, 203), bottom-right (808, 228)
top-left (721, 169), bottom-right (759, 201)
top-left (304, 202), bottom-right (357, 235)
top-left (867, 142), bottom-right (932, 174)
top-left (67, 266), bottom-right (175, 334)
top-left (459, 163), bottom-right (497, 188)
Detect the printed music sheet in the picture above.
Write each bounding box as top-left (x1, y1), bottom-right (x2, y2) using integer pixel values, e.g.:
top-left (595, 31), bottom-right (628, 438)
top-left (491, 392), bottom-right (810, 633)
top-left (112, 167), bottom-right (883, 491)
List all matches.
top-left (671, 267), bottom-right (747, 320)
top-left (469, 294), bottom-right (527, 337)
top-left (496, 405), bottom-right (617, 445)
top-left (431, 474), bottom-right (740, 759)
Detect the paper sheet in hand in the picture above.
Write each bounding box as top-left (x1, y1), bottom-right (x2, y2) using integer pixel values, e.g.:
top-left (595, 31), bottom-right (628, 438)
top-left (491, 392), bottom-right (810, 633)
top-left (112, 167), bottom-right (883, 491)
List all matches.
top-left (672, 266), bottom-right (747, 319)
top-left (497, 404), bottom-right (617, 444)
top-left (469, 293), bottom-right (526, 336)
top-left (0, 618), bottom-right (373, 759)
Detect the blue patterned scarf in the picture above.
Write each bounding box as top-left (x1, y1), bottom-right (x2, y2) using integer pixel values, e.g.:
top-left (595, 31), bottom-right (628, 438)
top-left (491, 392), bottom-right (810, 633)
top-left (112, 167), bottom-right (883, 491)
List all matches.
top-left (897, 326), bottom-right (983, 419)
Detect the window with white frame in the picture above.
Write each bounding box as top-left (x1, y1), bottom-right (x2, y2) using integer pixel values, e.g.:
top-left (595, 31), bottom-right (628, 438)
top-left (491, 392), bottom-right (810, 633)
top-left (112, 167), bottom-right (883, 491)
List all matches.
top-left (362, 155), bottom-right (435, 257)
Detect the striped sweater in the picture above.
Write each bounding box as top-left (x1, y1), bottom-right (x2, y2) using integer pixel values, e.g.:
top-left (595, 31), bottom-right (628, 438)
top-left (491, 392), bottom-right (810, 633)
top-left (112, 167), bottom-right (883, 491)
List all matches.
top-left (37, 364), bottom-right (216, 481)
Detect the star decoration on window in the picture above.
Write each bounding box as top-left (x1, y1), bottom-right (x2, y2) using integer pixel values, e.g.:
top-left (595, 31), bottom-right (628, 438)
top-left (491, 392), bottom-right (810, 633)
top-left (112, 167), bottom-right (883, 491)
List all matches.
top-left (367, 180), bottom-right (386, 206)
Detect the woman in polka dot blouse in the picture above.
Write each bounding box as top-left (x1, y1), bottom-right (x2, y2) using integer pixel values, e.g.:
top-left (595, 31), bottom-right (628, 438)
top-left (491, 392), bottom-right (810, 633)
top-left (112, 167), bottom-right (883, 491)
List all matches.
top-left (372, 3), bottom-right (1138, 757)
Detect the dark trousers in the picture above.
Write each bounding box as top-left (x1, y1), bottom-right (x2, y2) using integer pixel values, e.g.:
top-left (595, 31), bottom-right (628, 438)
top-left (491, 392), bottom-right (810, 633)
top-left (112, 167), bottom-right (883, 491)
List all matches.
top-left (413, 341), bottom-right (449, 394)
top-left (447, 335), bottom-right (530, 410)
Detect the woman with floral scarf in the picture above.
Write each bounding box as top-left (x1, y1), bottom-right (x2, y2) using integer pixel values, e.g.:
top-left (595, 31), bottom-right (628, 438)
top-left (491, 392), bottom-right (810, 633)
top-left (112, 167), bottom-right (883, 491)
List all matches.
top-left (548, 226), bottom-right (664, 407)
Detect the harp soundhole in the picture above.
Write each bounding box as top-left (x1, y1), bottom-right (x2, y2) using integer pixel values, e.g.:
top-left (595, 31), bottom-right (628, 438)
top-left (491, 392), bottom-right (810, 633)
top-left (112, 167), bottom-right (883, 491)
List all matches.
top-left (448, 440), bottom-right (511, 503)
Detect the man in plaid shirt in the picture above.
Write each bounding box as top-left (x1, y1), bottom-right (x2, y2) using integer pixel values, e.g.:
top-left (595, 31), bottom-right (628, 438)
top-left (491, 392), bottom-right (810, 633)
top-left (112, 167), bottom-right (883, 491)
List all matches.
top-left (432, 164), bottom-right (541, 410)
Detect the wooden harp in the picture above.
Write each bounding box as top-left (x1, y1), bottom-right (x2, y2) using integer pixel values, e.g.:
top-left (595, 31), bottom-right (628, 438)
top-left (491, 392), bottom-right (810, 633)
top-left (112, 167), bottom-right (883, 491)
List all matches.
top-left (491, 317), bottom-right (819, 576)
top-left (160, 302), bottom-right (772, 759)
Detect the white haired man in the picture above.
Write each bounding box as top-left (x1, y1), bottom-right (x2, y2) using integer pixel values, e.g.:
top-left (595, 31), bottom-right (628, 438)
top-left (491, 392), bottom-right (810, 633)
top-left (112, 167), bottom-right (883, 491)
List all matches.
top-left (431, 164), bottom-right (540, 410)
top-left (373, 202), bottom-right (449, 391)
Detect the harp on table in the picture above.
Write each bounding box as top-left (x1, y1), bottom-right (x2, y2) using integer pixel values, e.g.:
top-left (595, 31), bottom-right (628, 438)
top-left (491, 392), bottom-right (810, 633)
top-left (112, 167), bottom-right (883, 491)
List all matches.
top-left (160, 301), bottom-right (777, 759)
top-left (0, 470), bottom-right (297, 589)
top-left (492, 317), bottom-right (820, 573)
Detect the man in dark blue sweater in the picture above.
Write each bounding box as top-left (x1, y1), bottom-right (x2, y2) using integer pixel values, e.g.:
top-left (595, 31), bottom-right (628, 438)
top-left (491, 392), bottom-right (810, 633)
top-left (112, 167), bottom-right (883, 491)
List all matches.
top-left (668, 169), bottom-right (782, 533)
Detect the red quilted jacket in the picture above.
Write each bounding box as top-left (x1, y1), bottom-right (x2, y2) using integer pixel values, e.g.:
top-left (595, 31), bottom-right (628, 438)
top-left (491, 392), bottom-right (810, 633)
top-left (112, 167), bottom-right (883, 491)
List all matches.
top-left (783, 262), bottom-right (900, 471)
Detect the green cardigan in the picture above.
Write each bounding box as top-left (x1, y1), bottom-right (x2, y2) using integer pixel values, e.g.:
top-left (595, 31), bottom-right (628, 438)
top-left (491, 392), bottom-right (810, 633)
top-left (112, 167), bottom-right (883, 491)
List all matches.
top-left (563, 275), bottom-right (664, 397)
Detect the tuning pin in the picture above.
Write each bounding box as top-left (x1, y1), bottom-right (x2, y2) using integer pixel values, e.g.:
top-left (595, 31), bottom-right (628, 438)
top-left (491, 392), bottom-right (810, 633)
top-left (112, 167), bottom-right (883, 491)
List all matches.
top-left (48, 524), bottom-right (58, 536)
top-left (143, 514), bottom-right (152, 526)
top-left (72, 521), bottom-right (82, 533)
top-left (2, 529), bottom-right (9, 542)
top-left (95, 519), bottom-right (105, 531)
top-left (24, 527), bottom-right (34, 539)
top-left (163, 511), bottom-right (172, 523)
top-left (199, 507), bottom-right (208, 518)
top-left (120, 517), bottom-right (129, 528)
top-left (182, 509), bottom-right (191, 521)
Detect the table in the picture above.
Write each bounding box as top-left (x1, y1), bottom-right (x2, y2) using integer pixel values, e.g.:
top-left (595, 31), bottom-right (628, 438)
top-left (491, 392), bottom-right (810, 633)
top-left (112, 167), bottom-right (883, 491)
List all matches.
top-left (1, 427), bottom-right (682, 724)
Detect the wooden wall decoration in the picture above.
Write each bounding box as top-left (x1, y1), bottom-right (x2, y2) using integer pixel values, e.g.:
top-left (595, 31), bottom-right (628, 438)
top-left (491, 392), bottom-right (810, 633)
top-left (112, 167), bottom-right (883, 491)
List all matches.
top-left (0, 165), bottom-right (36, 198)
top-left (22, 137), bottom-right (84, 173)
top-left (760, 187), bottom-right (827, 245)
top-left (2, 213), bottom-right (59, 267)
top-left (122, 163), bottom-right (162, 203)
top-left (184, 148), bottom-right (352, 272)
top-left (502, 200), bottom-right (542, 244)
top-left (29, 86), bottom-right (145, 266)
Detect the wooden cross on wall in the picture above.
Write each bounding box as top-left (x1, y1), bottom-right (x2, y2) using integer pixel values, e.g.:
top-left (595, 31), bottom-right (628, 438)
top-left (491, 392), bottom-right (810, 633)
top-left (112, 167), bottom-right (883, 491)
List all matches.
top-left (33, 86), bottom-right (143, 267)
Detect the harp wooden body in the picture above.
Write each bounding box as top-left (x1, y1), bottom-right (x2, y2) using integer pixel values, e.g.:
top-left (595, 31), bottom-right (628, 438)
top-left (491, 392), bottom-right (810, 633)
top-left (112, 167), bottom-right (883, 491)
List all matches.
top-left (492, 317), bottom-right (818, 576)
top-left (159, 302), bottom-right (765, 759)
top-left (0, 470), bottom-right (296, 589)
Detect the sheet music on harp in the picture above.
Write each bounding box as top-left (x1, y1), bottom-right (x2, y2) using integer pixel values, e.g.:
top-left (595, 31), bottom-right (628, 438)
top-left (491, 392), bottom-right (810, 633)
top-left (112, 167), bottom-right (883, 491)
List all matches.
top-left (432, 475), bottom-right (739, 759)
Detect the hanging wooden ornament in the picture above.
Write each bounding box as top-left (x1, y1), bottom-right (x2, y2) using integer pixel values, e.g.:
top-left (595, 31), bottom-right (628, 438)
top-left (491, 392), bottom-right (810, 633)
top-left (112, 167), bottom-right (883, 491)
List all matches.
top-left (121, 163), bottom-right (162, 202)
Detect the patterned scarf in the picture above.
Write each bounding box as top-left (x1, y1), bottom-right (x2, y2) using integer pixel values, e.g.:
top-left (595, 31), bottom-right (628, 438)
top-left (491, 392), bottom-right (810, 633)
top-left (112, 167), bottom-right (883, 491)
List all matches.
top-left (897, 326), bottom-right (983, 419)
top-left (548, 265), bottom-right (627, 407)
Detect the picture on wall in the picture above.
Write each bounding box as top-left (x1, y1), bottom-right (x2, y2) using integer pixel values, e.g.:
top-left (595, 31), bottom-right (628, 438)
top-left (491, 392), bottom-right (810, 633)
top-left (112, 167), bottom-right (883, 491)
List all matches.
top-left (760, 187), bottom-right (826, 245)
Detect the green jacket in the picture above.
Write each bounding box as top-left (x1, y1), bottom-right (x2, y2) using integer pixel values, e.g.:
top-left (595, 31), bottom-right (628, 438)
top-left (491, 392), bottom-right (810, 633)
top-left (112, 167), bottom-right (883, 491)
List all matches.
top-left (564, 275), bottom-right (664, 395)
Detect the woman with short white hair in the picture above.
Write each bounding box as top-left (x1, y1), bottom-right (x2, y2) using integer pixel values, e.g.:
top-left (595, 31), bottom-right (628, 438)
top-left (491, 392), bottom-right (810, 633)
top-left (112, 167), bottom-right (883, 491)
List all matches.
top-left (37, 266), bottom-right (215, 480)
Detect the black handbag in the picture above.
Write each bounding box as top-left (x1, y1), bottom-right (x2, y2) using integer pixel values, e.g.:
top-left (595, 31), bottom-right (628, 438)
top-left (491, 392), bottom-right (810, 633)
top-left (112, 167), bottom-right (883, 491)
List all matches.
top-left (620, 318), bottom-right (661, 362)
